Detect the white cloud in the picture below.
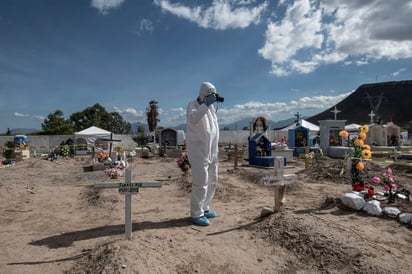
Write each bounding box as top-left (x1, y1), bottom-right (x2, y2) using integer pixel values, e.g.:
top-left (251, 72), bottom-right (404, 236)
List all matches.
top-left (259, 0), bottom-right (412, 76)
top-left (113, 107), bottom-right (145, 120)
top-left (117, 91), bottom-right (351, 127)
top-left (14, 112), bottom-right (44, 121)
top-left (91, 0), bottom-right (125, 15)
top-left (137, 19), bottom-right (154, 35)
top-left (154, 0), bottom-right (268, 30)
top-left (14, 112), bottom-right (29, 118)
top-left (258, 0), bottom-right (323, 76)
top-left (392, 68), bottom-right (406, 77)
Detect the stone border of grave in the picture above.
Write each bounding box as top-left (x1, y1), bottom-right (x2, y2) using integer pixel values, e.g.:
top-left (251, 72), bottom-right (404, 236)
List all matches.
top-left (339, 192), bottom-right (412, 226)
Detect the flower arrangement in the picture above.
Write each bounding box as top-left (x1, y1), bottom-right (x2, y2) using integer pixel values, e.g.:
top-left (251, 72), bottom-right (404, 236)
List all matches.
top-left (371, 167), bottom-right (398, 203)
top-left (96, 150), bottom-right (109, 163)
top-left (60, 144), bottom-right (70, 157)
top-left (339, 125), bottom-right (372, 192)
top-left (105, 167), bottom-right (123, 179)
top-left (177, 153), bottom-right (191, 175)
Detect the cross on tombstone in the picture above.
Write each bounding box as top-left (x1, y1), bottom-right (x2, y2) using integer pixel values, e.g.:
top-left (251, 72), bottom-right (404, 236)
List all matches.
top-left (95, 169), bottom-right (162, 240)
top-left (331, 106), bottom-right (341, 120)
top-left (368, 110), bottom-right (376, 124)
top-left (294, 112), bottom-right (301, 125)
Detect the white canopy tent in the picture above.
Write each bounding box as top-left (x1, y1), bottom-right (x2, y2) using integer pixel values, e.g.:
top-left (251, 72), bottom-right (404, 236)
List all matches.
top-left (74, 126), bottom-right (113, 154)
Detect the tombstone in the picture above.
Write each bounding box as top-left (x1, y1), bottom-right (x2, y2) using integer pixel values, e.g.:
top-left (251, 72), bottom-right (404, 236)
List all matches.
top-left (287, 124), bottom-right (309, 156)
top-left (160, 128), bottom-right (178, 147)
top-left (384, 122), bottom-right (400, 146)
top-left (367, 124), bottom-right (386, 146)
top-left (159, 128), bottom-right (184, 157)
top-left (319, 120), bottom-right (351, 158)
top-left (248, 133), bottom-right (274, 167)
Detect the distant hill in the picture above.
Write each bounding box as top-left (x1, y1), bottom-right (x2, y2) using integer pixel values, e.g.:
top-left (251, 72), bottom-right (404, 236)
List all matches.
top-left (307, 80), bottom-right (412, 129)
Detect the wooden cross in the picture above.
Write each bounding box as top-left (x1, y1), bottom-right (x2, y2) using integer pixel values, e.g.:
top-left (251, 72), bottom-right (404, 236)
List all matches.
top-left (331, 106), bottom-right (341, 120)
top-left (95, 169), bottom-right (162, 240)
top-left (368, 110), bottom-right (376, 124)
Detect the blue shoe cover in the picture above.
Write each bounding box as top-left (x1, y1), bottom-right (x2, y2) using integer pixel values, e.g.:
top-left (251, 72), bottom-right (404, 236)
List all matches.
top-left (191, 216), bottom-right (210, 226)
top-left (204, 210), bottom-right (217, 218)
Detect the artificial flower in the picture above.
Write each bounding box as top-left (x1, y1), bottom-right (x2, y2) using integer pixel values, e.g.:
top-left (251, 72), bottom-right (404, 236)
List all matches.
top-left (361, 149), bottom-right (372, 159)
top-left (371, 176), bottom-right (381, 184)
top-left (354, 138), bottom-right (364, 147)
top-left (339, 130), bottom-right (349, 138)
top-left (361, 125), bottom-right (369, 133)
top-left (353, 181), bottom-right (363, 192)
top-left (359, 132), bottom-right (367, 140)
top-left (356, 161), bottom-right (364, 171)
top-left (363, 144), bottom-right (371, 151)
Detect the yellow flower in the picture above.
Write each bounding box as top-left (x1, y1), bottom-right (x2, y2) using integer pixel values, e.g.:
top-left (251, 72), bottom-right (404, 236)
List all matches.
top-left (354, 138), bottom-right (364, 147)
top-left (361, 149), bottom-right (372, 159)
top-left (359, 132), bottom-right (366, 140)
top-left (356, 161), bottom-right (364, 171)
top-left (363, 144), bottom-right (371, 151)
top-left (339, 130), bottom-right (349, 138)
top-left (361, 125), bottom-right (369, 133)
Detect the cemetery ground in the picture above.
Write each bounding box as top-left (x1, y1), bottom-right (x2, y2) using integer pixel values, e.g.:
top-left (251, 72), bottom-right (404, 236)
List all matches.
top-left (1, 152), bottom-right (411, 274)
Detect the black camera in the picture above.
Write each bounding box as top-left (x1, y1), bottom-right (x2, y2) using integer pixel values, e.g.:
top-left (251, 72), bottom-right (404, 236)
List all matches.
top-left (216, 93), bottom-right (224, 103)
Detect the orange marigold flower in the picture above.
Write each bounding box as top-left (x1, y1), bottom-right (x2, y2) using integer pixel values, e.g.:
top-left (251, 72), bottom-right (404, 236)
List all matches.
top-left (359, 132), bottom-right (367, 140)
top-left (361, 149), bottom-right (372, 159)
top-left (339, 130), bottom-right (349, 138)
top-left (361, 125), bottom-right (369, 133)
top-left (356, 161), bottom-right (364, 171)
top-left (363, 144), bottom-right (371, 151)
top-left (354, 138), bottom-right (364, 147)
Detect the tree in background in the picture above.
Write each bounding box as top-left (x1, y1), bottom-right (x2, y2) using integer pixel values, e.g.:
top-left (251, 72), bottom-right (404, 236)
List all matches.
top-left (146, 100), bottom-right (159, 141)
top-left (70, 103), bottom-right (131, 134)
top-left (41, 110), bottom-right (74, 135)
top-left (70, 103), bottom-right (109, 132)
top-left (107, 112), bottom-right (132, 134)
top-left (133, 125), bottom-right (148, 145)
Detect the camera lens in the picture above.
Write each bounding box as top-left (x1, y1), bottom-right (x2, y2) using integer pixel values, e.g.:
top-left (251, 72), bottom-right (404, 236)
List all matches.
top-left (216, 94), bottom-right (224, 102)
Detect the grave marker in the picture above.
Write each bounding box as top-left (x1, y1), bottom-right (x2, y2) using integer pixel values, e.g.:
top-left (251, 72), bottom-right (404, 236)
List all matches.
top-left (331, 106), bottom-right (341, 120)
top-left (95, 169), bottom-right (162, 240)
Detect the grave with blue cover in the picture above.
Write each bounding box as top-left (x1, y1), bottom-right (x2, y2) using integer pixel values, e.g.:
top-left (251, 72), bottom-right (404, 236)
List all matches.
top-left (248, 133), bottom-right (274, 167)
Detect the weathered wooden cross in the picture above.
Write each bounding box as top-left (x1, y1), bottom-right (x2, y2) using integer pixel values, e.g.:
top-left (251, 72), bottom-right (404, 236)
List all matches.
top-left (94, 169), bottom-right (162, 240)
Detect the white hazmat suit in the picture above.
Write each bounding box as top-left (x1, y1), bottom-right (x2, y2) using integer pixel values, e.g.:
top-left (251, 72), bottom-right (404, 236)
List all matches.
top-left (186, 82), bottom-right (220, 220)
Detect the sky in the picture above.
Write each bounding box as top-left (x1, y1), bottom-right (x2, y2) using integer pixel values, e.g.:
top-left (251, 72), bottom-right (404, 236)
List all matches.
top-left (1, 0), bottom-right (412, 132)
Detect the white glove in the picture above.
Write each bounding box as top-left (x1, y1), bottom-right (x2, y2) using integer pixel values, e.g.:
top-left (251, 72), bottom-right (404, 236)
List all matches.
top-left (204, 94), bottom-right (216, 106)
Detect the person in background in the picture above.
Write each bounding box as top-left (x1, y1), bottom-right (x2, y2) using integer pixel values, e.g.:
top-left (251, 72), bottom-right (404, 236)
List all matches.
top-left (185, 82), bottom-right (220, 226)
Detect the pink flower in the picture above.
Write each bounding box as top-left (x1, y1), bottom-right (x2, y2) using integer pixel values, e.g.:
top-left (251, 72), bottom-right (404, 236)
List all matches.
top-left (383, 185), bottom-right (390, 192)
top-left (387, 167), bottom-right (393, 175)
top-left (388, 177), bottom-right (395, 184)
top-left (392, 183), bottom-right (398, 191)
top-left (371, 177), bottom-right (381, 184)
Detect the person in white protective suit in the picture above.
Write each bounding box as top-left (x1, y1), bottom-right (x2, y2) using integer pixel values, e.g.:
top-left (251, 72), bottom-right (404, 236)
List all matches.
top-left (186, 82), bottom-right (221, 226)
